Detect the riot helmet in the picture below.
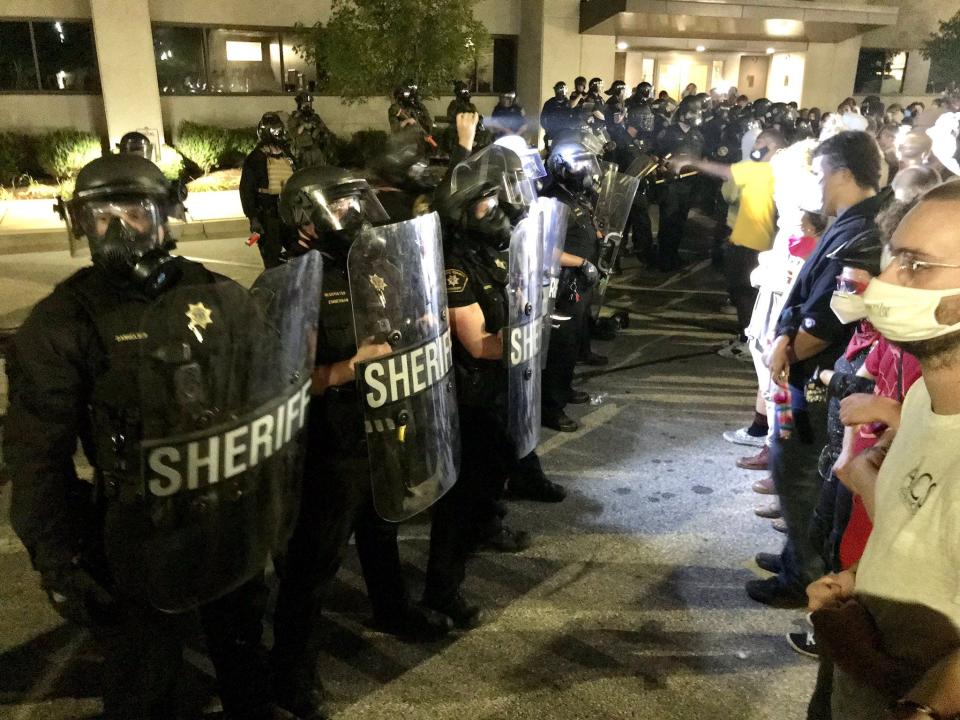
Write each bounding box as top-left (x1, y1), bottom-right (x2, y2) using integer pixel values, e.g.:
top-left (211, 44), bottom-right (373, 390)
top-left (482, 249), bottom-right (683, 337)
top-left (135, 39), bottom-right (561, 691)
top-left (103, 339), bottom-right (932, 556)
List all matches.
top-left (677, 95), bottom-right (704, 127)
top-left (752, 98), bottom-right (772, 123)
top-left (67, 154), bottom-right (186, 295)
top-left (453, 80), bottom-right (471, 102)
top-left (295, 91), bottom-right (314, 112)
top-left (546, 130), bottom-right (603, 194)
top-left (499, 90), bottom-right (517, 108)
top-left (588, 77), bottom-right (603, 95)
top-left (117, 131), bottom-right (153, 160)
top-left (574, 76), bottom-right (587, 92)
top-left (553, 81), bottom-right (567, 99)
top-left (375, 130), bottom-right (442, 192)
top-left (257, 112), bottom-right (288, 146)
top-left (493, 135), bottom-right (545, 217)
top-left (635, 82), bottom-right (653, 101)
top-left (605, 80), bottom-right (626, 99)
top-left (279, 166), bottom-right (389, 255)
top-left (436, 148), bottom-right (528, 251)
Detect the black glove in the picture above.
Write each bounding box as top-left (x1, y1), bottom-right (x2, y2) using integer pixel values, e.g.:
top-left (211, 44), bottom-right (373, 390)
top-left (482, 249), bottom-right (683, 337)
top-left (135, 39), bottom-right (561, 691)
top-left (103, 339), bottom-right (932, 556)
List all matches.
top-left (41, 565), bottom-right (118, 627)
top-left (578, 259), bottom-right (599, 289)
top-left (249, 217), bottom-right (265, 235)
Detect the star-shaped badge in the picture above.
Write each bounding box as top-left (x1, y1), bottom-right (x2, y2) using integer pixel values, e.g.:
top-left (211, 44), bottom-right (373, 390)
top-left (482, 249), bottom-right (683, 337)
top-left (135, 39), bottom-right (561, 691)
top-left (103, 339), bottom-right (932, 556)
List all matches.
top-left (369, 274), bottom-right (387, 293)
top-left (186, 302), bottom-right (213, 343)
top-left (495, 258), bottom-right (507, 270)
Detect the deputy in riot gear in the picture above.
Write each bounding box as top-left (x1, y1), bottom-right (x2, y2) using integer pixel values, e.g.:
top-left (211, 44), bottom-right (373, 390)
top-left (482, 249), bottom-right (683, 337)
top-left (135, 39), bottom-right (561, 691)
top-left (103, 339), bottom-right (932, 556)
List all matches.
top-left (240, 111), bottom-right (296, 269)
top-left (116, 130), bottom-right (153, 160)
top-left (491, 89), bottom-right (528, 137)
top-left (388, 80), bottom-right (435, 139)
top-left (626, 81), bottom-right (653, 110)
top-left (541, 130), bottom-right (605, 430)
top-left (5, 153), bottom-right (313, 720)
top-left (541, 81), bottom-right (573, 148)
top-left (446, 80), bottom-right (489, 151)
top-left (272, 165), bottom-right (451, 720)
top-left (580, 77), bottom-right (607, 128)
top-left (860, 95), bottom-right (885, 125)
top-left (288, 90), bottom-right (334, 168)
top-left (604, 80), bottom-right (631, 154)
top-left (654, 95), bottom-right (706, 270)
top-left (569, 76), bottom-right (588, 109)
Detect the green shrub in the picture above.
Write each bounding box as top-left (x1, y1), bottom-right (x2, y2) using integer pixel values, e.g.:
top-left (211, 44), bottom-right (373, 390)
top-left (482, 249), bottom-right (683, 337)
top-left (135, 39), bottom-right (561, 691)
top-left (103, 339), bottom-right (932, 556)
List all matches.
top-left (0, 132), bottom-right (35, 185)
top-left (36, 129), bottom-right (101, 180)
top-left (175, 120), bottom-right (227, 175)
top-left (156, 144), bottom-right (185, 181)
top-left (220, 127), bottom-right (258, 168)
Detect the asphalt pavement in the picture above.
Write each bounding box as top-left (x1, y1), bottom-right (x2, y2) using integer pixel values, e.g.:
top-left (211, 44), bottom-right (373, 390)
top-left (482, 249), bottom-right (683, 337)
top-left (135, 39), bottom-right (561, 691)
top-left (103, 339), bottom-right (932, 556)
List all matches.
top-left (0, 232), bottom-right (819, 719)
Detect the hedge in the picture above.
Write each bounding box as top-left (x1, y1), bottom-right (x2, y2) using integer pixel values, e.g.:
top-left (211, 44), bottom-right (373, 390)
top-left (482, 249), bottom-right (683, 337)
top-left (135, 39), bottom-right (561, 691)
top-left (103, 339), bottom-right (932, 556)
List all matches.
top-left (174, 121), bottom-right (260, 175)
top-left (36, 129), bottom-right (102, 181)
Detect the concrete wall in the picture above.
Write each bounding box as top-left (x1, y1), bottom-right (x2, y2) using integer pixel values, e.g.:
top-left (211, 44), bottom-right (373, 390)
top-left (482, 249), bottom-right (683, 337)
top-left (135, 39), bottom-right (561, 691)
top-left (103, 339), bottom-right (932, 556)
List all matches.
top-left (800, 36), bottom-right (863, 110)
top-left (766, 52), bottom-right (805, 104)
top-left (862, 0), bottom-right (955, 51)
top-left (0, 95), bottom-right (106, 135)
top-left (0, 0), bottom-right (90, 18)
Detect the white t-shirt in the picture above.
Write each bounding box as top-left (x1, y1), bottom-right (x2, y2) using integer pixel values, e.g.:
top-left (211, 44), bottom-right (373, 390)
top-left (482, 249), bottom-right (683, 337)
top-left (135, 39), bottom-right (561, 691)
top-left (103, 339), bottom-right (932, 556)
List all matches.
top-left (856, 377), bottom-right (960, 631)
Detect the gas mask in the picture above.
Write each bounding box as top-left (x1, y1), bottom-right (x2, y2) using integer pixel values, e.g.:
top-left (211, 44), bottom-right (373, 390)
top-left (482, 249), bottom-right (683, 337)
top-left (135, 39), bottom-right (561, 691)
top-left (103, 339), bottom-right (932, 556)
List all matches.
top-left (84, 198), bottom-right (180, 296)
top-left (465, 194), bottom-right (512, 252)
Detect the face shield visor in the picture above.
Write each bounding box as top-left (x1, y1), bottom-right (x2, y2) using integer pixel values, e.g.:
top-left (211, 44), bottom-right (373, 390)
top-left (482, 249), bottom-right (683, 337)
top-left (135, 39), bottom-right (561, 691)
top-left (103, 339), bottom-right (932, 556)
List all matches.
top-left (77, 196), bottom-right (165, 251)
top-left (300, 183), bottom-right (389, 233)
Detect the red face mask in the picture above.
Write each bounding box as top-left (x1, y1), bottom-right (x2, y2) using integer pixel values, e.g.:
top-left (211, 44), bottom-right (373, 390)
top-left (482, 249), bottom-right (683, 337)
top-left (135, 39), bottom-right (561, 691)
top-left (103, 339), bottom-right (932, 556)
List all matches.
top-left (788, 235), bottom-right (817, 259)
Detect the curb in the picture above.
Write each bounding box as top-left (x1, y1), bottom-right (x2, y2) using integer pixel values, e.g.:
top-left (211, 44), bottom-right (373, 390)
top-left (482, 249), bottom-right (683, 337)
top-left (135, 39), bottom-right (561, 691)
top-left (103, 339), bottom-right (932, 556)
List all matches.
top-left (0, 218), bottom-right (248, 256)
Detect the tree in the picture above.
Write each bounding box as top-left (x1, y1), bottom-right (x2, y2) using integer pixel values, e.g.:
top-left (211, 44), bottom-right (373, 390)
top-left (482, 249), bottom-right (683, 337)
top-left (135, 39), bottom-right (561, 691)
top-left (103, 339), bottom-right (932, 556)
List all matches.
top-left (294, 0), bottom-right (489, 103)
top-left (922, 10), bottom-right (960, 93)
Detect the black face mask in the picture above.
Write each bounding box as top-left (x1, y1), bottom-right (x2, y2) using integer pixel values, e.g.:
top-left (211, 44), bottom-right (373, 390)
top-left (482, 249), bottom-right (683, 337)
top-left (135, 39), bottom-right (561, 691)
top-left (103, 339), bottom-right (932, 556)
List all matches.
top-left (326, 209), bottom-right (368, 257)
top-left (95, 217), bottom-right (180, 297)
top-left (465, 205), bottom-right (512, 252)
top-left (555, 88), bottom-right (566, 99)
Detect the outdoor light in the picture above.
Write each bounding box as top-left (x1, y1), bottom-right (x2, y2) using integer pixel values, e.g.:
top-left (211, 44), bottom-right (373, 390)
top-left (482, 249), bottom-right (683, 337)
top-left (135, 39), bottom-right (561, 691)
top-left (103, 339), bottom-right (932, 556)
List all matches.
top-left (696, 45), bottom-right (706, 52)
top-left (617, 41), bottom-right (628, 50)
top-left (766, 47), bottom-right (776, 54)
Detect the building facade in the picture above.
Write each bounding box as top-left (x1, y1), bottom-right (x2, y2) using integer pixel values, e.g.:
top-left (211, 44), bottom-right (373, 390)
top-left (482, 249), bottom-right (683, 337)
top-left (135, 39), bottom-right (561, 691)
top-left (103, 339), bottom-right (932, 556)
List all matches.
top-left (0, 0), bottom-right (952, 147)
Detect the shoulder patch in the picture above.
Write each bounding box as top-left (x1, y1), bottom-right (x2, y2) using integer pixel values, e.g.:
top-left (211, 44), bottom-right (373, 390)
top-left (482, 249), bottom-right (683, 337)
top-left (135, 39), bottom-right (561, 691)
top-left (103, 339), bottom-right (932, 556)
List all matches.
top-left (445, 269), bottom-right (469, 294)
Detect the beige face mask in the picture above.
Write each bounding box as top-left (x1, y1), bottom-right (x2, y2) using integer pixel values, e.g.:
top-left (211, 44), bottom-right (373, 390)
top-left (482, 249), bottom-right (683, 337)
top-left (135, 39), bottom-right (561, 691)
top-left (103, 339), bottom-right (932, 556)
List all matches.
top-left (862, 278), bottom-right (960, 342)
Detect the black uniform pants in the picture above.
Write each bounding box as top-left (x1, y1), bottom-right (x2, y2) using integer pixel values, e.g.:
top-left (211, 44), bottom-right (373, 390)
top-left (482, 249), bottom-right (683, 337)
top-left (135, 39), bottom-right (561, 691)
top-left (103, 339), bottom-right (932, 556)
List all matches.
top-left (542, 285), bottom-right (592, 418)
top-left (272, 410), bottom-right (407, 686)
top-left (253, 202), bottom-right (285, 270)
top-left (723, 243), bottom-right (759, 334)
top-left (629, 193), bottom-right (654, 263)
top-left (424, 403), bottom-right (514, 605)
top-left (656, 181), bottom-right (694, 269)
top-left (94, 577), bottom-right (272, 720)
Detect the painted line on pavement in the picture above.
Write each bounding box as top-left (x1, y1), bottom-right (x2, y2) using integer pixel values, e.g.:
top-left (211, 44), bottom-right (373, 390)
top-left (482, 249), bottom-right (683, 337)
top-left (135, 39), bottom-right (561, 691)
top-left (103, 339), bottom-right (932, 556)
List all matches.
top-left (181, 255), bottom-right (262, 269)
top-left (537, 402), bottom-right (623, 458)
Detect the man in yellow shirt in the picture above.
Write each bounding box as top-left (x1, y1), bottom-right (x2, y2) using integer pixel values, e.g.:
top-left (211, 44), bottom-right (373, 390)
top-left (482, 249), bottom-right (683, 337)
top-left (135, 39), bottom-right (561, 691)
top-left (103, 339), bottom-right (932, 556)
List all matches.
top-left (675, 129), bottom-right (786, 336)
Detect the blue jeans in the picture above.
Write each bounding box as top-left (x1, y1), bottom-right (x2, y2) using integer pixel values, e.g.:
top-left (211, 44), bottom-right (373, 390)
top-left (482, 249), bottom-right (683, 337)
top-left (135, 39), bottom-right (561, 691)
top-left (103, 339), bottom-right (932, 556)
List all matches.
top-left (771, 384), bottom-right (828, 591)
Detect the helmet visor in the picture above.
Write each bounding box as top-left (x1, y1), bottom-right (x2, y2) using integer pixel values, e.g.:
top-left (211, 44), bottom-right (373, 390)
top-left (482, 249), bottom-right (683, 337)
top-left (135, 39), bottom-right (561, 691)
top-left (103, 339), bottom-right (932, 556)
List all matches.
top-left (78, 196), bottom-right (163, 247)
top-left (304, 185), bottom-right (389, 231)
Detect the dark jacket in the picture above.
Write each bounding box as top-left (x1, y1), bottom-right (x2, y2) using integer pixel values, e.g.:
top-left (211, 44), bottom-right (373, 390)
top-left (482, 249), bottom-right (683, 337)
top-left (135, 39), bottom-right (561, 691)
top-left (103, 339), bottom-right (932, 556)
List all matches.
top-left (776, 191), bottom-right (889, 385)
top-left (239, 144), bottom-right (296, 219)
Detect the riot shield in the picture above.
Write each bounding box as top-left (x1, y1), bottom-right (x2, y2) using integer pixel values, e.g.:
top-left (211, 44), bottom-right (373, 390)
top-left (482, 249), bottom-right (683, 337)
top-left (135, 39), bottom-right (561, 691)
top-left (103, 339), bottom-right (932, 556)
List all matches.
top-left (535, 197), bottom-right (570, 369)
top-left (347, 213), bottom-right (459, 522)
top-left (505, 213), bottom-right (544, 457)
top-left (104, 252), bottom-right (321, 613)
top-left (592, 164), bottom-right (640, 320)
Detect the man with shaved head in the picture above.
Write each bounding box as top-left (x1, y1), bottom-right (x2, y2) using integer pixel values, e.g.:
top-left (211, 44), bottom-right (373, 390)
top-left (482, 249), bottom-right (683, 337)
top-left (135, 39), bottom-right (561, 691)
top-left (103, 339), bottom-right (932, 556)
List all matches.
top-left (824, 181), bottom-right (960, 719)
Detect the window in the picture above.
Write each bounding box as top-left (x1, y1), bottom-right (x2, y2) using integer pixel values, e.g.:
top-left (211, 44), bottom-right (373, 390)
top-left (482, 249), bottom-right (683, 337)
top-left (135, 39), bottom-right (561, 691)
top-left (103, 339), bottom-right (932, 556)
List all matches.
top-left (0, 19), bottom-right (99, 92)
top-left (465, 35), bottom-right (518, 94)
top-left (927, 54), bottom-right (952, 94)
top-left (854, 48), bottom-right (908, 95)
top-left (152, 24), bottom-right (318, 95)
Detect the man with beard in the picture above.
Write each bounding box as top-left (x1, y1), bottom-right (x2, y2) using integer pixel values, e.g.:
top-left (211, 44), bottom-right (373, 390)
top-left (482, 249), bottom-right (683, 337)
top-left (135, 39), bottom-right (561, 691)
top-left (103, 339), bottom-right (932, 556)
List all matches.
top-left (818, 181), bottom-right (960, 720)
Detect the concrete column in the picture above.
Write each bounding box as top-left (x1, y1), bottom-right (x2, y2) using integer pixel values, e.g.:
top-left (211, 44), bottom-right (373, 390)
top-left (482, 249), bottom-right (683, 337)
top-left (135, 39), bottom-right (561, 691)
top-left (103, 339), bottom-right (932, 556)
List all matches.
top-left (90, 0), bottom-right (165, 148)
top-left (902, 53), bottom-right (931, 96)
top-left (800, 35), bottom-right (862, 110)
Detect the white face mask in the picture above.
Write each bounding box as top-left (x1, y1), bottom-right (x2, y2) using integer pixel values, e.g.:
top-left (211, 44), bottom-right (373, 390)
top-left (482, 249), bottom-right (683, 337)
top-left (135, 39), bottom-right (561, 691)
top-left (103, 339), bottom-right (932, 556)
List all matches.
top-left (830, 292), bottom-right (868, 324)
top-left (862, 278), bottom-right (960, 342)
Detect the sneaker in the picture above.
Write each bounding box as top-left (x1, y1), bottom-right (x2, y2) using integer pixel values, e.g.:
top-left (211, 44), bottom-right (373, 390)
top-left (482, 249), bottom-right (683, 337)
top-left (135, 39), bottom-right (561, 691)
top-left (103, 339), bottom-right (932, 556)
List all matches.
top-left (787, 630), bottom-right (819, 658)
top-left (717, 340), bottom-right (752, 362)
top-left (754, 501), bottom-right (782, 519)
top-left (723, 427), bottom-right (766, 448)
top-left (745, 576), bottom-right (807, 608)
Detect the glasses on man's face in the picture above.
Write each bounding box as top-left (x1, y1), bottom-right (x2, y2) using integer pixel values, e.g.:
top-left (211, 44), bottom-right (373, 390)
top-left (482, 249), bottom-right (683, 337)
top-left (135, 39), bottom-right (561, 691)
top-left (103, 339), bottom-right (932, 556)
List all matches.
top-left (882, 247), bottom-right (960, 277)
